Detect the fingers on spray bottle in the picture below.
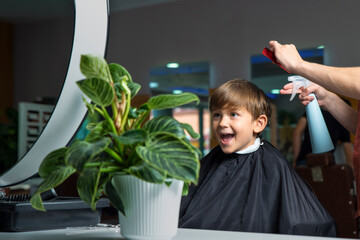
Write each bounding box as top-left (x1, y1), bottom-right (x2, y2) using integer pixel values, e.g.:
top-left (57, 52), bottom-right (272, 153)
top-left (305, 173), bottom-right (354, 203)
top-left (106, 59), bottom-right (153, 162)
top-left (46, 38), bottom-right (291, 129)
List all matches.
top-left (288, 75), bottom-right (334, 153)
top-left (288, 75), bottom-right (310, 101)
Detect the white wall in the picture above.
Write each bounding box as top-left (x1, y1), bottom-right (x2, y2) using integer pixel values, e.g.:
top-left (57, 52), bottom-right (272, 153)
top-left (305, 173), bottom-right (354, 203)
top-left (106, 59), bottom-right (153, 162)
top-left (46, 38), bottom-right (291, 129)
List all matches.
top-left (13, 0), bottom-right (360, 105)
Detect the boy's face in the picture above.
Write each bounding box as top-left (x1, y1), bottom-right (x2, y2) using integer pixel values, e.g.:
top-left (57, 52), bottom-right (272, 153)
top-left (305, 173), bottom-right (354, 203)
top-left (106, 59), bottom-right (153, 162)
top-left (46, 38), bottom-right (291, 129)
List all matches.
top-left (211, 107), bottom-right (258, 154)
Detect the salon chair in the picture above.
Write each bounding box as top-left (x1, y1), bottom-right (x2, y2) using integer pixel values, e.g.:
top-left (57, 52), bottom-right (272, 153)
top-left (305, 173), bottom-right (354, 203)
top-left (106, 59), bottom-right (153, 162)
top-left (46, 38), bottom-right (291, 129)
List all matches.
top-left (296, 153), bottom-right (359, 238)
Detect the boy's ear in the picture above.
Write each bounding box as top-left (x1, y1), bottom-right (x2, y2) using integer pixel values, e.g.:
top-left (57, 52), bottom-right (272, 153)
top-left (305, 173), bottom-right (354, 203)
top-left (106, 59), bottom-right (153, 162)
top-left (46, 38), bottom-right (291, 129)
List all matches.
top-left (254, 115), bottom-right (268, 134)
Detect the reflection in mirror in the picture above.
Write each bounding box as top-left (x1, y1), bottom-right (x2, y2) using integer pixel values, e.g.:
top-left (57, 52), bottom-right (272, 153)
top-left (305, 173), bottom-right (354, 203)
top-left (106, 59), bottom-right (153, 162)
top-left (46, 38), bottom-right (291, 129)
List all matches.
top-left (0, 0), bottom-right (109, 187)
top-left (0, 0), bottom-right (78, 176)
top-left (0, 0), bottom-right (75, 175)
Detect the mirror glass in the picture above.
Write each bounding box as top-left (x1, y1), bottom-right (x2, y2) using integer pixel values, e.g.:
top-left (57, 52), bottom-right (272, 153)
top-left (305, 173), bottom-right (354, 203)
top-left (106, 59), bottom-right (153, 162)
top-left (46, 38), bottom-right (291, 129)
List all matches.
top-left (0, 0), bottom-right (109, 186)
top-left (0, 0), bottom-right (75, 175)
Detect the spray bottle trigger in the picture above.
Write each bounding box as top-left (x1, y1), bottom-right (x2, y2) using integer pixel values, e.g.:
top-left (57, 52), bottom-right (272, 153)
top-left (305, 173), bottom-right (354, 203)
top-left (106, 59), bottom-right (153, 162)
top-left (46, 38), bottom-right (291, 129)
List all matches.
top-left (288, 75), bottom-right (310, 101)
top-left (289, 81), bottom-right (301, 101)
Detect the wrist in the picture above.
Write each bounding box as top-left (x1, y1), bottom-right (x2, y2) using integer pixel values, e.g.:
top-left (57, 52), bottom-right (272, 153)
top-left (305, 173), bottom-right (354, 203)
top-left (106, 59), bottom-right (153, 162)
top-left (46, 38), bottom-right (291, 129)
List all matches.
top-left (323, 92), bottom-right (339, 111)
top-left (293, 60), bottom-right (308, 75)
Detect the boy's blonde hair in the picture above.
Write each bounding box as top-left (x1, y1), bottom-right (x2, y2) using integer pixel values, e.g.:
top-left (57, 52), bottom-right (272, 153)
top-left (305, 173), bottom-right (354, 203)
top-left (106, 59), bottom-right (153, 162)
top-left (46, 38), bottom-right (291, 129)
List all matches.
top-left (209, 79), bottom-right (272, 121)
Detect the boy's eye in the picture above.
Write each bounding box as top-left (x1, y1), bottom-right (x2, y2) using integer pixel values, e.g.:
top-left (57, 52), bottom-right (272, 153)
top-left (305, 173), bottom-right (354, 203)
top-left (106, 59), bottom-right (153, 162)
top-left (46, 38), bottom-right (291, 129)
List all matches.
top-left (230, 113), bottom-right (238, 117)
top-left (212, 113), bottom-right (220, 118)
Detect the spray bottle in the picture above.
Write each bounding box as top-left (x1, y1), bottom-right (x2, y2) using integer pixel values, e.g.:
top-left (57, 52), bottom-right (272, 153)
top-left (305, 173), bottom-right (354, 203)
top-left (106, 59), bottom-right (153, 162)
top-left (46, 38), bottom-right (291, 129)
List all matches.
top-left (288, 75), bottom-right (334, 154)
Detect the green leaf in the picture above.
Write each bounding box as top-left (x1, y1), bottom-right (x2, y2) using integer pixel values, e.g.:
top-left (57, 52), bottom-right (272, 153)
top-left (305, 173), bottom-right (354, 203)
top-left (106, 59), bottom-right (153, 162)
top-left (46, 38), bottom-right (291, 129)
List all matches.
top-left (109, 63), bottom-right (132, 83)
top-left (76, 78), bottom-right (114, 107)
top-left (132, 105), bottom-right (149, 119)
top-left (30, 193), bottom-right (45, 211)
top-left (82, 96), bottom-right (95, 115)
top-left (66, 138), bottom-right (111, 172)
top-left (128, 106), bottom-right (140, 119)
top-left (86, 123), bottom-right (97, 131)
top-left (147, 93), bottom-right (200, 110)
top-left (77, 169), bottom-right (97, 205)
top-left (113, 129), bottom-right (147, 145)
top-left (182, 182), bottom-right (190, 195)
top-left (114, 81), bottom-right (141, 100)
top-left (104, 180), bottom-right (126, 216)
top-left (138, 103), bottom-right (149, 111)
top-left (114, 82), bottom-right (123, 101)
top-left (77, 168), bottom-right (108, 210)
top-left (128, 82), bottom-right (141, 98)
top-left (143, 116), bottom-right (185, 138)
top-left (36, 165), bottom-right (76, 194)
top-left (85, 121), bottom-right (112, 142)
top-left (181, 122), bottom-right (200, 139)
top-left (38, 147), bottom-right (68, 178)
top-left (80, 54), bottom-right (109, 80)
top-left (183, 137), bottom-right (202, 159)
top-left (124, 147), bottom-right (142, 166)
top-left (30, 164), bottom-right (76, 211)
top-left (136, 133), bottom-right (200, 183)
top-left (128, 162), bottom-right (166, 184)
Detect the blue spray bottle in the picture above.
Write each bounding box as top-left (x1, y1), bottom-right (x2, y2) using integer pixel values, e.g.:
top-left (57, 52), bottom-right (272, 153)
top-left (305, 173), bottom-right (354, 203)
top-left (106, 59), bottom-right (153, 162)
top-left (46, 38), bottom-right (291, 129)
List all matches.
top-left (288, 75), bottom-right (334, 154)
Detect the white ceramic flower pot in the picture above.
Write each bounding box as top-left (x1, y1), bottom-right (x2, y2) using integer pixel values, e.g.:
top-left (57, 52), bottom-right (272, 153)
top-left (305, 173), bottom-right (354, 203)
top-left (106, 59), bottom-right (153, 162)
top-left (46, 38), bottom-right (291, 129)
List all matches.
top-left (112, 175), bottom-right (184, 240)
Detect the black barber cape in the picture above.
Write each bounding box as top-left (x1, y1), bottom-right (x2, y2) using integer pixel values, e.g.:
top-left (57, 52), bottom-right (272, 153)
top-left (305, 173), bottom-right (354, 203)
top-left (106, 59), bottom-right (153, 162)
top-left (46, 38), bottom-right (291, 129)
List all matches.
top-left (179, 140), bottom-right (337, 237)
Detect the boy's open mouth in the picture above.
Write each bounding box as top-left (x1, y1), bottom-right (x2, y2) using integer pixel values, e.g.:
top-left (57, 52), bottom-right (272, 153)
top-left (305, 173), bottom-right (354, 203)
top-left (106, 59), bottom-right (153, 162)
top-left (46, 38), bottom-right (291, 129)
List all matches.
top-left (220, 134), bottom-right (234, 144)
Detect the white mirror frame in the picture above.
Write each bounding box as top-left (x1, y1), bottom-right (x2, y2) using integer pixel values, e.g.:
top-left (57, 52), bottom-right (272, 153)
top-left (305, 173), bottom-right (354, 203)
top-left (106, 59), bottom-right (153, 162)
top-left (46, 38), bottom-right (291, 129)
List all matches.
top-left (0, 0), bottom-right (109, 186)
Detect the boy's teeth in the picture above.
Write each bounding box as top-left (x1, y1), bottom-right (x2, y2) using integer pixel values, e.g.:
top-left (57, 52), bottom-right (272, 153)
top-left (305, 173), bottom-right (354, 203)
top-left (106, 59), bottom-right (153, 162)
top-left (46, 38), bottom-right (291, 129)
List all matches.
top-left (221, 134), bottom-right (234, 143)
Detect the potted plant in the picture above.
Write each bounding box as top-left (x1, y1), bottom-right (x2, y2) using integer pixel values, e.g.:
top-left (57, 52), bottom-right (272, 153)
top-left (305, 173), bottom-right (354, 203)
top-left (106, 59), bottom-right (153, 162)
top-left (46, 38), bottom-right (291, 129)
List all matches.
top-left (30, 54), bottom-right (201, 239)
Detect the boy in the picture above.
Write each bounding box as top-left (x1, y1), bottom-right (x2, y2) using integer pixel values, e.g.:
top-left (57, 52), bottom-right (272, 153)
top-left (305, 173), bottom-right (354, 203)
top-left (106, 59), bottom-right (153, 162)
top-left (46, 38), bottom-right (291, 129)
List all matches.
top-left (179, 79), bottom-right (336, 237)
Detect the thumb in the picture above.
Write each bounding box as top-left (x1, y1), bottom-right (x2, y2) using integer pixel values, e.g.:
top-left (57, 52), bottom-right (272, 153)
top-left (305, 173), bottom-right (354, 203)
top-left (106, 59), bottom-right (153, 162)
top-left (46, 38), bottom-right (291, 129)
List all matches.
top-left (268, 40), bottom-right (279, 51)
top-left (300, 86), bottom-right (313, 97)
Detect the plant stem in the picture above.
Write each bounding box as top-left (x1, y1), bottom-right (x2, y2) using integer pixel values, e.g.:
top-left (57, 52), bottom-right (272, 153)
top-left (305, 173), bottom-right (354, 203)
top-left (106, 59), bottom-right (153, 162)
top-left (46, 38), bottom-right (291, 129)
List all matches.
top-left (133, 110), bottom-right (150, 129)
top-left (106, 64), bottom-right (120, 133)
top-left (120, 81), bottom-right (131, 132)
top-left (100, 166), bottom-right (123, 173)
top-left (110, 82), bottom-right (121, 133)
top-left (85, 162), bottom-right (124, 174)
top-left (94, 106), bottom-right (105, 119)
top-left (117, 93), bottom-right (126, 133)
top-left (85, 162), bottom-right (114, 168)
top-left (104, 147), bottom-right (125, 164)
top-left (111, 100), bottom-right (118, 122)
top-left (91, 162), bottom-right (104, 211)
top-left (94, 107), bottom-right (119, 139)
top-left (101, 106), bottom-right (117, 135)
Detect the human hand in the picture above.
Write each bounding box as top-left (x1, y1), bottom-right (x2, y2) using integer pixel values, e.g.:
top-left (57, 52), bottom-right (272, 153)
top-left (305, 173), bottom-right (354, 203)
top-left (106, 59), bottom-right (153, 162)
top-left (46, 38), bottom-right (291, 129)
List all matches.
top-left (279, 82), bottom-right (298, 95)
top-left (279, 82), bottom-right (307, 102)
top-left (280, 82), bottom-right (331, 109)
top-left (268, 41), bottom-right (304, 74)
top-left (298, 83), bottom-right (329, 108)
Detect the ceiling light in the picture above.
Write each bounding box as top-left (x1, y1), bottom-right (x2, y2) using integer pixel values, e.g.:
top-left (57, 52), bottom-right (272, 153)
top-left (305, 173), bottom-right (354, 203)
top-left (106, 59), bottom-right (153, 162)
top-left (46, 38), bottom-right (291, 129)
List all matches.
top-left (172, 90), bottom-right (183, 94)
top-left (149, 82), bottom-right (159, 88)
top-left (271, 89), bottom-right (280, 94)
top-left (166, 63), bottom-right (179, 68)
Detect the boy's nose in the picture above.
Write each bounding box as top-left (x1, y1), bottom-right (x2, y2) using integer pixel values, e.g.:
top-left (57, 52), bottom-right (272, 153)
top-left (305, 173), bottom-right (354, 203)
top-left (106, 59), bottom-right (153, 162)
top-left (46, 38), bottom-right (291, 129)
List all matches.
top-left (219, 117), bottom-right (229, 127)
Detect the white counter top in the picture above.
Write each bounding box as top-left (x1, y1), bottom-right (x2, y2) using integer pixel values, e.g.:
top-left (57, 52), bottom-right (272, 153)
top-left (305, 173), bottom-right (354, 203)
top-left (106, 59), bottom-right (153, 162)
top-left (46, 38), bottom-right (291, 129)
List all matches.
top-left (0, 226), bottom-right (345, 240)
